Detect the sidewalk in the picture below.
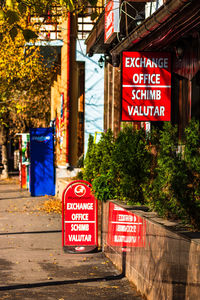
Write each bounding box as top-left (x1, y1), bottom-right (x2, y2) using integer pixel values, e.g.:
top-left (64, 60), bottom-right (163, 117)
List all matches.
top-left (0, 178), bottom-right (144, 300)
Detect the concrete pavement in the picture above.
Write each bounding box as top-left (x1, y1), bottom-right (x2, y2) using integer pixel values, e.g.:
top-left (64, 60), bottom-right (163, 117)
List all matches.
top-left (0, 178), bottom-right (144, 300)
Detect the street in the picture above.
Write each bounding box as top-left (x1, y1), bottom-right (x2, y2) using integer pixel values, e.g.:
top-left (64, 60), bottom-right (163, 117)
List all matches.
top-left (0, 178), bottom-right (143, 300)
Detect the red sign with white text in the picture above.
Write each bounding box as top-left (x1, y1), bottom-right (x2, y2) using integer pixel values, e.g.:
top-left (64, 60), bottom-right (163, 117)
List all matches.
top-left (62, 181), bottom-right (98, 253)
top-left (107, 202), bottom-right (146, 249)
top-left (121, 52), bottom-right (171, 121)
top-left (105, 0), bottom-right (119, 43)
top-left (105, 0), bottom-right (114, 43)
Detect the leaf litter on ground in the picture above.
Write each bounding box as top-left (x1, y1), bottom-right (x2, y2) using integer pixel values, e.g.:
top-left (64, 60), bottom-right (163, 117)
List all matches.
top-left (38, 196), bottom-right (62, 214)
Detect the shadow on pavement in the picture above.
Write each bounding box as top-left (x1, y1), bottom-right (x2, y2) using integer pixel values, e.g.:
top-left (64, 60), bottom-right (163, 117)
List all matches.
top-left (0, 273), bottom-right (125, 291)
top-left (0, 196), bottom-right (32, 200)
top-left (0, 230), bottom-right (61, 236)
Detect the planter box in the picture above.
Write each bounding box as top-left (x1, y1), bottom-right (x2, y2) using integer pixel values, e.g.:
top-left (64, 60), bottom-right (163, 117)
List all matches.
top-left (102, 200), bottom-right (200, 300)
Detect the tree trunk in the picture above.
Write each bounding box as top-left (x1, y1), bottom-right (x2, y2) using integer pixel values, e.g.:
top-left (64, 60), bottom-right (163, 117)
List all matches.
top-left (1, 126), bottom-right (9, 179)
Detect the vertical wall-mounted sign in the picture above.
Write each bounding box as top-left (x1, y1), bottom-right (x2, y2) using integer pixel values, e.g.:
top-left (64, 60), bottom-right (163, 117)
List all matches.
top-left (107, 202), bottom-right (146, 251)
top-left (60, 92), bottom-right (64, 123)
top-left (62, 180), bottom-right (98, 253)
top-left (105, 0), bottom-right (120, 44)
top-left (121, 52), bottom-right (171, 121)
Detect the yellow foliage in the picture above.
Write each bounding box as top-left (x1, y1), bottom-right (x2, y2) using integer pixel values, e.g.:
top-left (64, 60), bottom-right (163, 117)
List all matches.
top-left (40, 198), bottom-right (62, 214)
top-left (0, 8), bottom-right (56, 134)
top-left (0, 32), bottom-right (49, 86)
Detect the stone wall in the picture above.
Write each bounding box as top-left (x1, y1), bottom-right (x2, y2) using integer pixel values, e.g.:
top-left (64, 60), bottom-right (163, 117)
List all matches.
top-left (102, 200), bottom-right (200, 300)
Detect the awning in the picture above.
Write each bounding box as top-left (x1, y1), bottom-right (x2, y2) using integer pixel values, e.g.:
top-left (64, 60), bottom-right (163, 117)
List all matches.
top-left (85, 0), bottom-right (200, 57)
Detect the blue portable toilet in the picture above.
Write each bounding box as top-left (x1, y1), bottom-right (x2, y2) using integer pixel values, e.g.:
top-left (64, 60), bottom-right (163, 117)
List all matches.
top-left (30, 128), bottom-right (55, 196)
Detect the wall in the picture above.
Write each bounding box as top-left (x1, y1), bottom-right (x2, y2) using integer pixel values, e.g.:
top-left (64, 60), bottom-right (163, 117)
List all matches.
top-left (104, 63), bottom-right (121, 137)
top-left (76, 41), bottom-right (104, 153)
top-left (102, 200), bottom-right (200, 300)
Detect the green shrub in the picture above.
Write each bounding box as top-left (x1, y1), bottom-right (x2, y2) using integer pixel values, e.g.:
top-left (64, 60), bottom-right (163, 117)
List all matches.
top-left (92, 172), bottom-right (116, 201)
top-left (93, 129), bottom-right (114, 177)
top-left (146, 122), bottom-right (200, 228)
top-left (147, 123), bottom-right (184, 217)
top-left (84, 126), bottom-right (151, 203)
top-left (83, 121), bottom-right (200, 229)
top-left (183, 119), bottom-right (200, 227)
top-left (110, 125), bottom-right (151, 204)
top-left (83, 130), bottom-right (115, 184)
top-left (184, 119), bottom-right (200, 173)
top-left (76, 170), bottom-right (84, 180)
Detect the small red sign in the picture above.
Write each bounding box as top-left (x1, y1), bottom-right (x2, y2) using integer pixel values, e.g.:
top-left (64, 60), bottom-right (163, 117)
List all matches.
top-left (105, 0), bottom-right (114, 43)
top-left (107, 202), bottom-right (146, 249)
top-left (62, 180), bottom-right (98, 253)
top-left (105, 0), bottom-right (119, 44)
top-left (121, 52), bottom-right (171, 121)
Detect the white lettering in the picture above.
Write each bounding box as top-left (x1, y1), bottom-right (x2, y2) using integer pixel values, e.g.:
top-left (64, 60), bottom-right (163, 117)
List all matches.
top-left (128, 106), bottom-right (134, 115)
top-left (105, 27), bottom-right (113, 40)
top-left (71, 224), bottom-right (89, 231)
top-left (106, 11), bottom-right (113, 28)
top-left (125, 57), bottom-right (169, 69)
top-left (116, 225), bottom-right (137, 233)
top-left (127, 106), bottom-right (165, 117)
top-left (132, 89), bottom-right (161, 100)
top-left (67, 203), bottom-right (93, 210)
top-left (114, 235), bottom-right (137, 243)
top-left (113, 205), bottom-right (125, 211)
top-left (149, 106), bottom-right (154, 116)
top-left (133, 106), bottom-right (139, 116)
top-left (68, 234), bottom-right (92, 242)
top-left (132, 74), bottom-right (160, 84)
top-left (71, 214), bottom-right (89, 221)
top-left (160, 106), bottom-right (165, 116)
top-left (153, 106), bottom-right (160, 116)
top-left (118, 214), bottom-right (133, 222)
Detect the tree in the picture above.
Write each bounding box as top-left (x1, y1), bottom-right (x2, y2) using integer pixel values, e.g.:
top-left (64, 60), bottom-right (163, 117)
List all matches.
top-left (0, 14), bottom-right (57, 177)
top-left (0, 0), bottom-right (98, 177)
top-left (0, 0), bottom-right (99, 42)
